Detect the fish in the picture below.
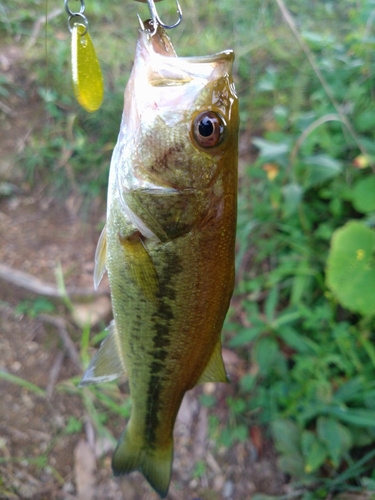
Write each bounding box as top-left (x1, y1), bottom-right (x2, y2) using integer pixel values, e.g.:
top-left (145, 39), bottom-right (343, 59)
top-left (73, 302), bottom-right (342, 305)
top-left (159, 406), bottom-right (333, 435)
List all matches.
top-left (80, 19), bottom-right (239, 499)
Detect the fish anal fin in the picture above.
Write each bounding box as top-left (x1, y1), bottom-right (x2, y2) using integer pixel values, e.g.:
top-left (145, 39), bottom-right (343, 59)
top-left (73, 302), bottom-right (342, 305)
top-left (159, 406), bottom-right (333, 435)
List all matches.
top-left (79, 321), bottom-right (126, 387)
top-left (119, 231), bottom-right (158, 303)
top-left (94, 224), bottom-right (107, 289)
top-left (197, 340), bottom-right (228, 385)
top-left (112, 422), bottom-right (173, 498)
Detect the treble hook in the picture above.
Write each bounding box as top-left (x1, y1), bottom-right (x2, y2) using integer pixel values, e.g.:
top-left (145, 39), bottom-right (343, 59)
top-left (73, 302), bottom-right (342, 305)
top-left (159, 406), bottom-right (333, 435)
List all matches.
top-left (146, 0), bottom-right (182, 30)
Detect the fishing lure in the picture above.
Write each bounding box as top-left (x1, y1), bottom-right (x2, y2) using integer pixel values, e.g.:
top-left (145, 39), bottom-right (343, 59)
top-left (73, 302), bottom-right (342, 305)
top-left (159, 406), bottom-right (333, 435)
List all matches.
top-left (65, 0), bottom-right (104, 112)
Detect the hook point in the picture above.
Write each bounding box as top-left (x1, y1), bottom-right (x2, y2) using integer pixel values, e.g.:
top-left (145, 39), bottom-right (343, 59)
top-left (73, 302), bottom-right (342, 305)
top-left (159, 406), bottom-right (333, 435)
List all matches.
top-left (146, 0), bottom-right (182, 31)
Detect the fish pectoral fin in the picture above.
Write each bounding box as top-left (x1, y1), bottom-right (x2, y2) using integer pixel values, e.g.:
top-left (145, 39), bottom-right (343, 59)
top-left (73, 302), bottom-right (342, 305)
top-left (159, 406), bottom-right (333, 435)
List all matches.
top-left (119, 230), bottom-right (158, 303)
top-left (79, 321), bottom-right (126, 386)
top-left (197, 340), bottom-right (229, 385)
top-left (94, 224), bottom-right (107, 289)
top-left (112, 422), bottom-right (173, 498)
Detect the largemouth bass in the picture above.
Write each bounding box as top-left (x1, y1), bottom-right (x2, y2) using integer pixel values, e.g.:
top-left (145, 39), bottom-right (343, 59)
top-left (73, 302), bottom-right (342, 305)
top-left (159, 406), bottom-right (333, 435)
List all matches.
top-left (80, 19), bottom-right (238, 498)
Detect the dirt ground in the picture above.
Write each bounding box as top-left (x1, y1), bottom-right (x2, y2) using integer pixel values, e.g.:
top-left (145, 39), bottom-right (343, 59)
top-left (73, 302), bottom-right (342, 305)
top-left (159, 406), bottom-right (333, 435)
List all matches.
top-left (0, 41), bottom-right (289, 500)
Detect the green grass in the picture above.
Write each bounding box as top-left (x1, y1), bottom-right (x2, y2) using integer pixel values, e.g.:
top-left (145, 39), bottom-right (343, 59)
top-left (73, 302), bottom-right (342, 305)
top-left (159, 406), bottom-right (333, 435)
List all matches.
top-left (0, 371), bottom-right (46, 397)
top-left (3, 0), bottom-right (375, 497)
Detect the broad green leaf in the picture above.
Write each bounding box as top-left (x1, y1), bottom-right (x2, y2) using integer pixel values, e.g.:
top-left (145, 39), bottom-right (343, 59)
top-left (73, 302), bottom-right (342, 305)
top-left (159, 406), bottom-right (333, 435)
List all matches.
top-left (273, 310), bottom-right (302, 328)
top-left (282, 183), bottom-right (304, 217)
top-left (301, 430), bottom-right (315, 458)
top-left (252, 137), bottom-right (290, 159)
top-left (228, 326), bottom-right (263, 347)
top-left (302, 31), bottom-right (334, 47)
top-left (327, 406), bottom-right (375, 427)
top-left (265, 287), bottom-right (279, 322)
top-left (317, 417), bottom-right (352, 466)
top-left (290, 259), bottom-right (315, 304)
top-left (277, 453), bottom-right (306, 477)
top-left (298, 403), bottom-right (327, 424)
top-left (326, 221), bottom-right (375, 316)
top-left (305, 444), bottom-right (327, 474)
top-left (362, 477), bottom-right (375, 490)
top-left (254, 337), bottom-right (279, 374)
top-left (256, 70), bottom-right (278, 92)
top-left (333, 377), bottom-right (366, 403)
top-left (273, 105), bottom-right (288, 125)
top-left (291, 273), bottom-right (307, 304)
top-left (271, 419), bottom-right (301, 456)
top-left (303, 155), bottom-right (342, 189)
top-left (349, 428), bottom-right (373, 447)
top-left (352, 176), bottom-right (375, 213)
top-left (278, 326), bottom-right (315, 354)
top-left (355, 110), bottom-right (375, 133)
top-left (239, 373), bottom-right (256, 392)
top-left (301, 431), bottom-right (327, 473)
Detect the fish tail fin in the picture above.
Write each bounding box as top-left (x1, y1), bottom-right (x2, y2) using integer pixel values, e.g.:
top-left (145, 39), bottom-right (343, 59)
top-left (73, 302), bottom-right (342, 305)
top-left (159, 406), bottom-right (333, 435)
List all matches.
top-left (112, 424), bottom-right (173, 498)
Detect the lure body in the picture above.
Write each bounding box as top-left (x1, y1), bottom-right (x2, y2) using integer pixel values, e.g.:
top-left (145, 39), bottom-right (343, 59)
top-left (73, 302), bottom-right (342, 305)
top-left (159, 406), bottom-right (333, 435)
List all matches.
top-left (81, 22), bottom-right (238, 498)
top-left (71, 23), bottom-right (104, 112)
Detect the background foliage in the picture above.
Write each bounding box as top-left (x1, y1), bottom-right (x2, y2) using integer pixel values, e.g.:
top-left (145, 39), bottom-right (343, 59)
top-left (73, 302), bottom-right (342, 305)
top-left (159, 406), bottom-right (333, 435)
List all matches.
top-left (1, 0), bottom-right (375, 498)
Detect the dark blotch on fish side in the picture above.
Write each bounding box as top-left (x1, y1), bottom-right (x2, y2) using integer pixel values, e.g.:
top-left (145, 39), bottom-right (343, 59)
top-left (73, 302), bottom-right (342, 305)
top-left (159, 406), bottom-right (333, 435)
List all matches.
top-left (145, 249), bottom-right (183, 446)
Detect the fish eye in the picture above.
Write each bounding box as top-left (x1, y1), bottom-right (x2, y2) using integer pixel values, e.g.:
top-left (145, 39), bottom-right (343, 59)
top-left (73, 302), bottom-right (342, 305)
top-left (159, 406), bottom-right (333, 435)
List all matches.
top-left (192, 111), bottom-right (225, 148)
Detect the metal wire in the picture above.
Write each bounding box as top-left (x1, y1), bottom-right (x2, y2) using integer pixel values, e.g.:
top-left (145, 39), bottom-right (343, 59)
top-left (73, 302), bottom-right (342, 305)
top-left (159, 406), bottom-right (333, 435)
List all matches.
top-left (146, 0), bottom-right (182, 30)
top-left (65, 0), bottom-right (88, 34)
top-left (64, 0), bottom-right (85, 16)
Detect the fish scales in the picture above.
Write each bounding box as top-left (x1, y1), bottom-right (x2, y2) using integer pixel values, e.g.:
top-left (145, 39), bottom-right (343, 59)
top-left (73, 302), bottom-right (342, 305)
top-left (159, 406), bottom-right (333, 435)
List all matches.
top-left (80, 20), bottom-right (238, 498)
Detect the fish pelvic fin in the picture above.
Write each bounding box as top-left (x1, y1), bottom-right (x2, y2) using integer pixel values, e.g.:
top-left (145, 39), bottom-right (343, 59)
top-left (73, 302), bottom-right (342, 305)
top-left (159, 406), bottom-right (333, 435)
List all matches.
top-left (197, 340), bottom-right (229, 385)
top-left (112, 425), bottom-right (173, 499)
top-left (79, 321), bottom-right (126, 386)
top-left (94, 224), bottom-right (107, 289)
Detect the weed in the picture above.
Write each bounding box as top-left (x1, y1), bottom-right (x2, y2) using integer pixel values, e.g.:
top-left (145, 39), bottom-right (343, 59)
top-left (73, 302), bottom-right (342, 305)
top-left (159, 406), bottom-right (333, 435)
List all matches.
top-left (0, 371), bottom-right (46, 397)
top-left (65, 416), bottom-right (83, 435)
top-left (226, 0), bottom-right (375, 495)
top-left (14, 297), bottom-right (55, 318)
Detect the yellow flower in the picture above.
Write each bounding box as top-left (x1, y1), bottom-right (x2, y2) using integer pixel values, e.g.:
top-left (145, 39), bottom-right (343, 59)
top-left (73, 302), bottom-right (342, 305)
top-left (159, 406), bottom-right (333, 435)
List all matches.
top-left (263, 163), bottom-right (279, 181)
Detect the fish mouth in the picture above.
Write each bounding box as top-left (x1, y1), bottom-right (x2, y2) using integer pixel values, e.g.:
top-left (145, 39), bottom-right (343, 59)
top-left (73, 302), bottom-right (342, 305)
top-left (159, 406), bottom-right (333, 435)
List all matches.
top-left (141, 19), bottom-right (178, 57)
top-left (140, 20), bottom-right (234, 65)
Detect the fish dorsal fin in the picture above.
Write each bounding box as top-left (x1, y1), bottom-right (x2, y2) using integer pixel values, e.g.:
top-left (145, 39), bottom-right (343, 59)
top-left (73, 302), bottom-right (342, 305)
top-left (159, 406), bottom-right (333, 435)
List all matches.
top-left (94, 224), bottom-right (107, 289)
top-left (197, 340), bottom-right (228, 385)
top-left (119, 231), bottom-right (158, 303)
top-left (79, 321), bottom-right (126, 386)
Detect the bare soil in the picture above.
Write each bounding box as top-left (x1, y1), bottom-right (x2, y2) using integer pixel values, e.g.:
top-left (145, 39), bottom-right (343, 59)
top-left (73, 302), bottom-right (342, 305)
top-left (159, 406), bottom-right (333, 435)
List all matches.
top-left (0, 41), bottom-right (287, 500)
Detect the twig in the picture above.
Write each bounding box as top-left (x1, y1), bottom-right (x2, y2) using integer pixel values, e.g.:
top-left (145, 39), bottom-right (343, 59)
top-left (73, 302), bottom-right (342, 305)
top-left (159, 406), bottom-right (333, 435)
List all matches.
top-left (168, 485), bottom-right (184, 500)
top-left (0, 262), bottom-right (109, 298)
top-left (39, 314), bottom-right (82, 371)
top-left (275, 0), bottom-right (374, 171)
top-left (25, 7), bottom-right (63, 51)
top-left (0, 303), bottom-right (81, 372)
top-left (46, 351), bottom-right (64, 398)
top-left (0, 100), bottom-right (15, 117)
top-left (362, 8), bottom-right (375, 41)
top-left (290, 113), bottom-right (343, 165)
